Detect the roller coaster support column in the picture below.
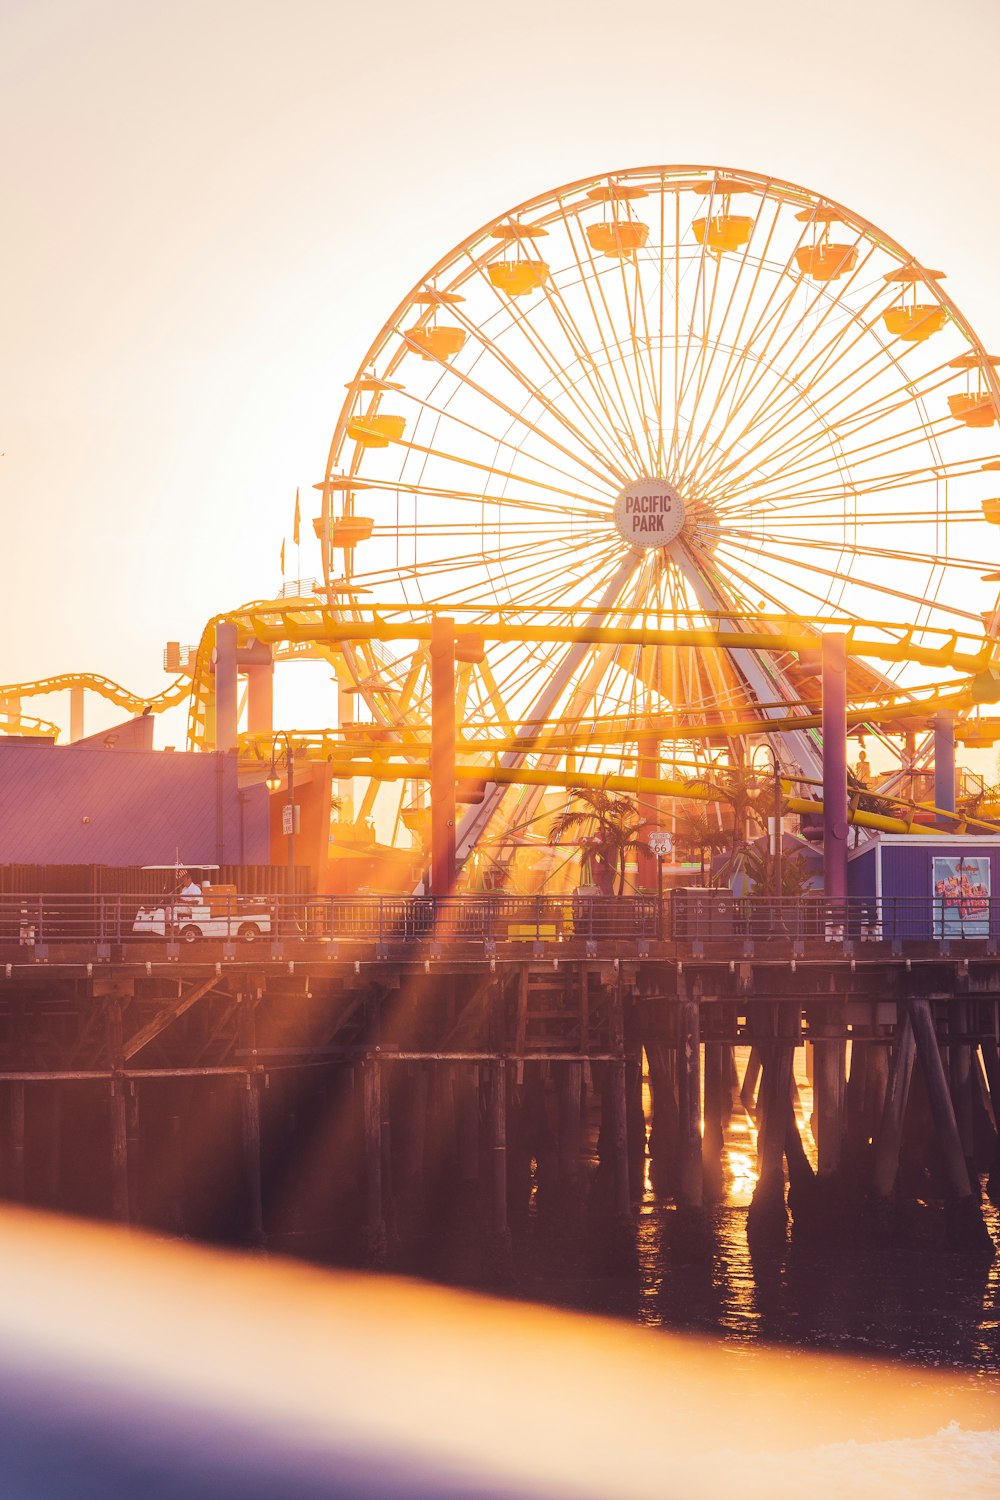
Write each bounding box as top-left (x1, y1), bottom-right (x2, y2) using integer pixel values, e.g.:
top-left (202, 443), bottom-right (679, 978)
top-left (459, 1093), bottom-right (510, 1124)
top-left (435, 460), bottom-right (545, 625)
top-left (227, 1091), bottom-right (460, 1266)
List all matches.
top-left (214, 621), bottom-right (239, 754)
top-left (822, 632), bottom-right (849, 905)
top-left (69, 685), bottom-right (84, 742)
top-left (430, 616), bottom-right (457, 896)
top-left (934, 712), bottom-right (956, 824)
top-left (240, 639), bottom-right (275, 740)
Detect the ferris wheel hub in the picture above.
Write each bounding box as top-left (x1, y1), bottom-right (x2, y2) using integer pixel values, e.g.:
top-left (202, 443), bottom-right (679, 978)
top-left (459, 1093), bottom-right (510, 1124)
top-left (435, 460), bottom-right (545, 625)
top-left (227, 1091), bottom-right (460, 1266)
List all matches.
top-left (613, 478), bottom-right (685, 551)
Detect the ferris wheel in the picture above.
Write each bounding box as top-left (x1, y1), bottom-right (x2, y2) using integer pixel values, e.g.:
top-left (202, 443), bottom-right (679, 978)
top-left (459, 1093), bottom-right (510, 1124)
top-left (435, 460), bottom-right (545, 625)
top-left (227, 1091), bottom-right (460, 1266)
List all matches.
top-left (316, 165), bottom-right (1000, 852)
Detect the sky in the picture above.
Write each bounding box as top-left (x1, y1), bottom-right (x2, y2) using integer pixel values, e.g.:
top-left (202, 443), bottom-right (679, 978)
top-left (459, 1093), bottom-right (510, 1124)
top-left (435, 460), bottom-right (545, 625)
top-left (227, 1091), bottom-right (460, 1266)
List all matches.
top-left (2, 0), bottom-right (1000, 746)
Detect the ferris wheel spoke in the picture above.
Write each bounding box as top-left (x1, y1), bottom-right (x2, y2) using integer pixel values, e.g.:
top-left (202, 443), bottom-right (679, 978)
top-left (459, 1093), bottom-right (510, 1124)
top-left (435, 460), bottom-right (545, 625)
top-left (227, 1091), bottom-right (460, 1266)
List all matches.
top-left (537, 263), bottom-right (651, 473)
top-left (709, 348), bottom-right (954, 504)
top-left (440, 294), bottom-right (632, 486)
top-left (467, 257), bottom-right (644, 473)
top-left (731, 410), bottom-right (958, 510)
top-left (714, 536), bottom-right (980, 621)
top-left (673, 193), bottom-right (783, 479)
top-left (701, 260), bottom-right (898, 477)
top-left (712, 231), bottom-right (879, 453)
top-left (678, 212), bottom-right (829, 480)
top-left (338, 473), bottom-right (605, 522)
top-left (563, 209), bottom-right (660, 472)
top-left (551, 194), bottom-right (660, 471)
top-left (669, 193), bottom-right (716, 474)
top-left (395, 388), bottom-right (625, 501)
top-left (721, 524), bottom-right (991, 574)
top-left (686, 235), bottom-right (879, 490)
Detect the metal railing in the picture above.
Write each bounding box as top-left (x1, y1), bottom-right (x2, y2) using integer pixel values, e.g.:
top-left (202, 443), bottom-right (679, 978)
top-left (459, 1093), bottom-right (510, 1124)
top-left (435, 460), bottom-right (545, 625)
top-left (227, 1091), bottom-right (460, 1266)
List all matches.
top-left (668, 891), bottom-right (998, 945)
top-left (0, 891), bottom-right (995, 950)
top-left (0, 892), bottom-right (660, 949)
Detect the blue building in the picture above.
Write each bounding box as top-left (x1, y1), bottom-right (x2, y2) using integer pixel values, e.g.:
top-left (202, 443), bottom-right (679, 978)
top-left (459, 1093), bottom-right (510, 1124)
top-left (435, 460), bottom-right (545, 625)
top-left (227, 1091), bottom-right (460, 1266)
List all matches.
top-left (848, 833), bottom-right (1000, 942)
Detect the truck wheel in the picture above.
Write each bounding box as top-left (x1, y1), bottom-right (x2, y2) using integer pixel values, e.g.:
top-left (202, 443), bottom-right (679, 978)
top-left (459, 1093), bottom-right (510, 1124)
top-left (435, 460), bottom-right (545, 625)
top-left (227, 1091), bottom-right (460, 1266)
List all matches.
top-left (179, 924), bottom-right (202, 944)
top-left (238, 922), bottom-right (261, 943)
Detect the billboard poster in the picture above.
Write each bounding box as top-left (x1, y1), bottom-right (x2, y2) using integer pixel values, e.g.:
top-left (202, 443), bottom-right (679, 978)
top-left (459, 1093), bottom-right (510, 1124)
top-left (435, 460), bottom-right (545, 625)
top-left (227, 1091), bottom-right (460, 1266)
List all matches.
top-left (932, 856), bottom-right (991, 938)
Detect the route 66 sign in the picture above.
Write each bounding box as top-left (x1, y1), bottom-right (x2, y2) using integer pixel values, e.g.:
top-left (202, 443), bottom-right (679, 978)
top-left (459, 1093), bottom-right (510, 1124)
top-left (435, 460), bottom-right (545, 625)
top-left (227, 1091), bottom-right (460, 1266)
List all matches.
top-left (646, 829), bottom-right (673, 857)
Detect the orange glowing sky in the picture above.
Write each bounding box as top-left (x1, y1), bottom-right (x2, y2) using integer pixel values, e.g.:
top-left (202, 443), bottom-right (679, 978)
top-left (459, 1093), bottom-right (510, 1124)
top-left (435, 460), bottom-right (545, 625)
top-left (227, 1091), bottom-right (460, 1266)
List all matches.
top-left (2, 0), bottom-right (1000, 744)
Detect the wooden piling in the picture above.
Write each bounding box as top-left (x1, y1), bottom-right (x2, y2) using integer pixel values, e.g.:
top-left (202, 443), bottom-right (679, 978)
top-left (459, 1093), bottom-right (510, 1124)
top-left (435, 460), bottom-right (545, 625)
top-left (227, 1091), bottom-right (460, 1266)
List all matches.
top-left (747, 1023), bottom-right (792, 1244)
top-left (107, 997), bottom-right (129, 1225)
top-left (237, 995), bottom-right (264, 1248)
top-left (9, 1083), bottom-right (25, 1202)
top-left (362, 1056), bottom-right (387, 1266)
top-left (485, 1057), bottom-right (514, 1281)
top-left (645, 1039), bottom-right (679, 1197)
top-left (676, 993), bottom-right (703, 1211)
top-left (909, 999), bottom-right (993, 1253)
top-left (557, 1061), bottom-right (583, 1206)
top-left (872, 1010), bottom-right (916, 1201)
top-left (702, 1041), bottom-right (726, 1201)
top-left (812, 1021), bottom-right (845, 1177)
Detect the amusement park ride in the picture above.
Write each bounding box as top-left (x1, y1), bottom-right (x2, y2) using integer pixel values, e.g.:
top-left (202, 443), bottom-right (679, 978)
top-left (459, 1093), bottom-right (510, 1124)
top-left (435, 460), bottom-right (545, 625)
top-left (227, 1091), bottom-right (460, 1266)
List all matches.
top-left (5, 163), bottom-right (1000, 888)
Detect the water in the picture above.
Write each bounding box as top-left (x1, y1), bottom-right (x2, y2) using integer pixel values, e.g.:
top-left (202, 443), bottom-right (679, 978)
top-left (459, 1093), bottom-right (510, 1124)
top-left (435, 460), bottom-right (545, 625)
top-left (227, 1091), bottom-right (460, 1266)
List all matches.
top-left (501, 1052), bottom-right (1000, 1381)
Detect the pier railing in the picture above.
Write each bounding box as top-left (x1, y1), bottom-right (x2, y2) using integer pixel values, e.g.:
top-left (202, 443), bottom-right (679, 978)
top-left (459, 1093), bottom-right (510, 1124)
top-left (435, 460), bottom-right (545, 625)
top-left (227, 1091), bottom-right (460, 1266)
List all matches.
top-left (0, 889), bottom-right (995, 951)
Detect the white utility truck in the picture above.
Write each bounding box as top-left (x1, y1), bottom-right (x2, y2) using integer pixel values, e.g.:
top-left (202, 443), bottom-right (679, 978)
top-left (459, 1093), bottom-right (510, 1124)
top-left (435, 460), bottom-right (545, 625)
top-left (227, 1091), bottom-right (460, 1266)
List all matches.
top-left (132, 879), bottom-right (272, 943)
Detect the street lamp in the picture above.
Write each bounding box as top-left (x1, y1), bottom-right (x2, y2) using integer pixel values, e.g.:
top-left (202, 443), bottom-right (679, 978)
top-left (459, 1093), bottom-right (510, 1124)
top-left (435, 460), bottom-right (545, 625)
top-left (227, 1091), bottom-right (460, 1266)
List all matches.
top-left (266, 731), bottom-right (296, 881)
top-left (750, 739), bottom-right (783, 898)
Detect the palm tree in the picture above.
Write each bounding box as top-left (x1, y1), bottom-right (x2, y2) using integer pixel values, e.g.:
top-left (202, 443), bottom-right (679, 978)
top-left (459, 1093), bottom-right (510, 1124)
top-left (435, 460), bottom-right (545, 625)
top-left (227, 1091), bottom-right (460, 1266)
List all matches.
top-left (685, 764), bottom-right (768, 885)
top-left (550, 787), bottom-right (645, 896)
top-left (672, 807), bottom-right (729, 885)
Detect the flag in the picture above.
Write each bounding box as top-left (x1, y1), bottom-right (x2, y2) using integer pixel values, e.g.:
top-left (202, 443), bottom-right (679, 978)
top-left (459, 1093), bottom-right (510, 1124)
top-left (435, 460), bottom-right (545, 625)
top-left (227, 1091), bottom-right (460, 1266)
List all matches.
top-left (292, 487), bottom-right (301, 546)
top-left (280, 538), bottom-right (286, 576)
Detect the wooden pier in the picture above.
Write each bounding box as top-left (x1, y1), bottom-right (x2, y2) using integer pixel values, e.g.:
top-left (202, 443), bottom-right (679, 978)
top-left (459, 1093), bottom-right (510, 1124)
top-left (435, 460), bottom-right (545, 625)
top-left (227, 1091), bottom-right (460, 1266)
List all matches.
top-left (1, 892), bottom-right (998, 1268)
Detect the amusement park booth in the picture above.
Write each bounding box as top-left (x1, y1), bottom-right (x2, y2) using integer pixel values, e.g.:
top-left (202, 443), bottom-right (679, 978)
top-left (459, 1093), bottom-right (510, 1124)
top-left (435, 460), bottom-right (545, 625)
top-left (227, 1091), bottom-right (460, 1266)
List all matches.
top-left (847, 833), bottom-right (1000, 943)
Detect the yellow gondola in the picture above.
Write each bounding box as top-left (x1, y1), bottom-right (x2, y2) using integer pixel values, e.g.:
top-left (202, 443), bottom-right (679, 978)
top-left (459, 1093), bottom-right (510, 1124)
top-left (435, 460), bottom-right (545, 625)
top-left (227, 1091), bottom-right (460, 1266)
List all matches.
top-left (585, 221), bottom-right (650, 258)
top-left (488, 261), bottom-right (549, 296)
top-left (405, 326), bottom-right (467, 361)
top-left (693, 215), bottom-right (753, 253)
top-left (329, 516), bottom-right (375, 547)
top-left (347, 413), bottom-right (406, 448)
top-left (794, 243), bottom-right (859, 281)
top-left (949, 394), bottom-right (999, 428)
top-left (882, 305), bottom-right (947, 342)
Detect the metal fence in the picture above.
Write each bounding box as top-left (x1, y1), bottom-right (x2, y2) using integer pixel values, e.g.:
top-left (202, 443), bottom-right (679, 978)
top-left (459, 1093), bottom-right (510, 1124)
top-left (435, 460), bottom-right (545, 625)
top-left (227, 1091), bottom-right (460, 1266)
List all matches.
top-left (0, 890), bottom-right (994, 950)
top-left (0, 891), bottom-right (660, 949)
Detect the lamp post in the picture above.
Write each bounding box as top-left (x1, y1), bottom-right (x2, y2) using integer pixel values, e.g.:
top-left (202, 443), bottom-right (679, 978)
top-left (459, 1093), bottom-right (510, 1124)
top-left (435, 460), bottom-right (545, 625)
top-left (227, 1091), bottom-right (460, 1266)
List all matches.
top-left (750, 740), bottom-right (783, 898)
top-left (265, 731), bottom-right (296, 886)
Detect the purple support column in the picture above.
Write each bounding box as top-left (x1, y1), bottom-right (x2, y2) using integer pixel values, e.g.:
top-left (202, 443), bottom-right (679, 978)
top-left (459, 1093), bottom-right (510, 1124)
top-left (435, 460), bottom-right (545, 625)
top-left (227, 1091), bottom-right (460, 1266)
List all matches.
top-left (934, 712), bottom-right (956, 822)
top-left (214, 621), bottom-right (239, 754)
top-left (430, 616), bottom-right (457, 896)
top-left (822, 632), bottom-right (849, 902)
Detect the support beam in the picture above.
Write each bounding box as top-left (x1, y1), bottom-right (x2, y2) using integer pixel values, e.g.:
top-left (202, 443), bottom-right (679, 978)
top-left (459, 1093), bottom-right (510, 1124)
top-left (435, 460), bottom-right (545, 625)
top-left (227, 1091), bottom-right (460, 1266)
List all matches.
top-left (123, 978), bottom-right (218, 1062)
